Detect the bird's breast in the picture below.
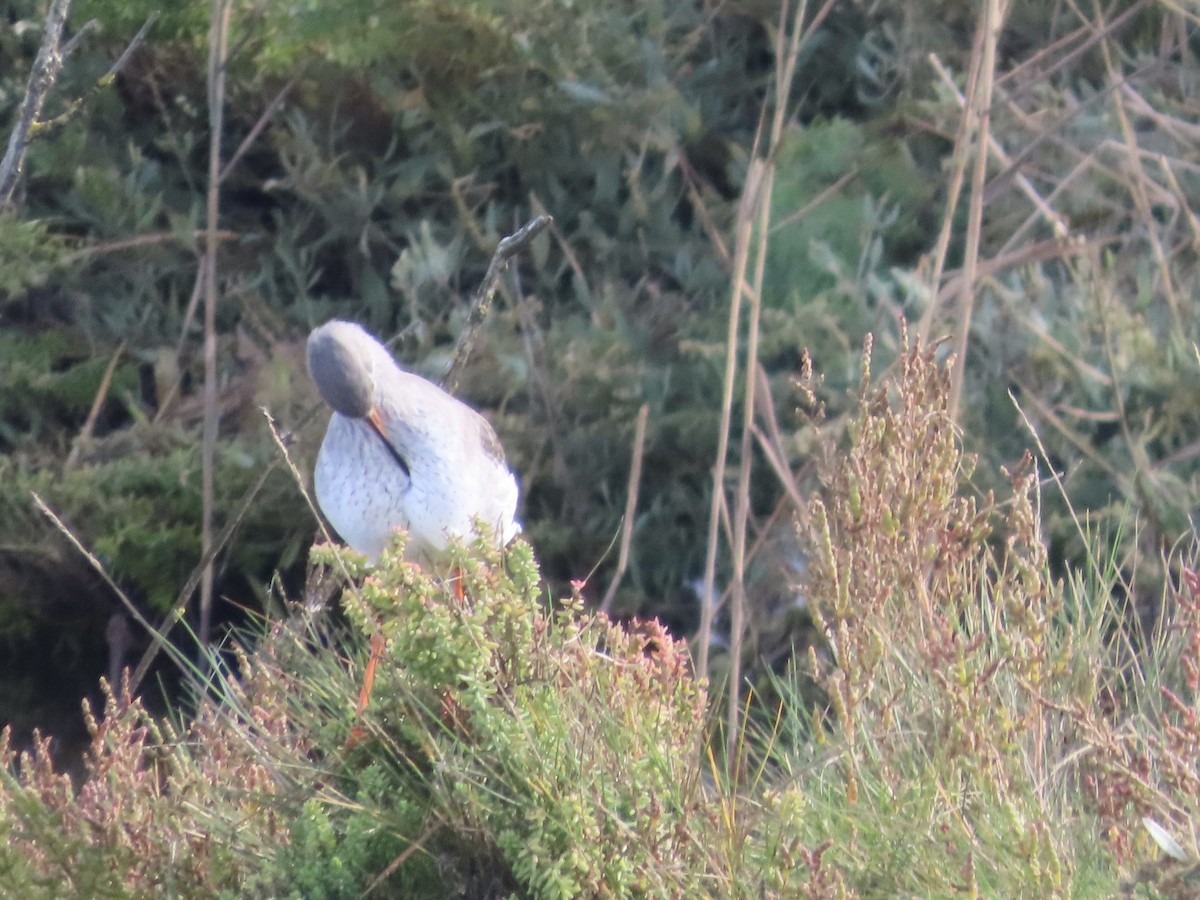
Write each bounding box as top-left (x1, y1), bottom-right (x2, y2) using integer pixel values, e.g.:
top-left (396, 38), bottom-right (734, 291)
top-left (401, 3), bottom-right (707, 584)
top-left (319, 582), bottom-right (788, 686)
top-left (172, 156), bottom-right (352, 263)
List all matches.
top-left (313, 414), bottom-right (413, 560)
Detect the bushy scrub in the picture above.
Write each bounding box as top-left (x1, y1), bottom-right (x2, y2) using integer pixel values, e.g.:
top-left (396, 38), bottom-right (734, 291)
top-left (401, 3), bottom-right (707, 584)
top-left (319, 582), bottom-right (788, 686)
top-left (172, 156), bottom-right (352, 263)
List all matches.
top-left (0, 532), bottom-right (713, 896)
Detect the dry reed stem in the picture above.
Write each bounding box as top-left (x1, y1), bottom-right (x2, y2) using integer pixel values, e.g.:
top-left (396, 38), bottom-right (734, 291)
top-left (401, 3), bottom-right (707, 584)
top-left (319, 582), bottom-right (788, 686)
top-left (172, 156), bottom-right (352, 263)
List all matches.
top-left (700, 0), bottom-right (820, 768)
top-left (199, 0), bottom-right (232, 647)
top-left (728, 158), bottom-right (769, 765)
top-left (948, 0), bottom-right (1006, 420)
top-left (914, 13), bottom-right (986, 345)
top-left (600, 404), bottom-right (650, 614)
top-left (697, 0), bottom-right (831, 702)
top-left (928, 52), bottom-right (1070, 242)
top-left (697, 153), bottom-right (762, 682)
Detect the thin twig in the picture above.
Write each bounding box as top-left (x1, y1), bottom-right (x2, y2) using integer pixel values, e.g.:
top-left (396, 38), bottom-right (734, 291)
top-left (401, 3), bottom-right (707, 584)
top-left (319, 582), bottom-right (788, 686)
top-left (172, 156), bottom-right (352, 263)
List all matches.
top-left (31, 493), bottom-right (173, 662)
top-left (129, 458), bottom-right (281, 693)
top-left (599, 404), bottom-right (650, 615)
top-left (364, 824), bottom-right (439, 896)
top-left (60, 20), bottom-right (99, 60)
top-left (749, 360), bottom-right (814, 524)
top-left (26, 14), bottom-right (158, 140)
top-left (443, 214), bottom-right (553, 394)
top-left (64, 228), bottom-right (240, 264)
top-left (0, 8), bottom-right (156, 208)
top-left (927, 51), bottom-right (1070, 244)
top-left (154, 258), bottom-right (208, 424)
top-left (995, 0), bottom-right (1150, 100)
top-left (65, 340), bottom-right (127, 469)
top-left (219, 75), bottom-right (297, 184)
top-left (768, 168), bottom-right (859, 235)
top-left (103, 14), bottom-right (158, 82)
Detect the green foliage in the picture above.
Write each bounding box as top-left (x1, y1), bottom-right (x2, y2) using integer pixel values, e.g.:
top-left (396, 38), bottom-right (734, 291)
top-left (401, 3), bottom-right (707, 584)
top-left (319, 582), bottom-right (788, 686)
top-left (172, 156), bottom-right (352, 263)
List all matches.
top-left (320, 532), bottom-right (712, 895)
top-left (763, 118), bottom-right (935, 389)
top-left (0, 534), bottom-right (717, 895)
top-left (0, 217), bottom-right (68, 299)
top-left (4, 0), bottom-right (1200, 892)
top-left (3, 340), bottom-right (1200, 895)
top-left (0, 329), bottom-right (136, 448)
top-left (0, 435), bottom-right (305, 626)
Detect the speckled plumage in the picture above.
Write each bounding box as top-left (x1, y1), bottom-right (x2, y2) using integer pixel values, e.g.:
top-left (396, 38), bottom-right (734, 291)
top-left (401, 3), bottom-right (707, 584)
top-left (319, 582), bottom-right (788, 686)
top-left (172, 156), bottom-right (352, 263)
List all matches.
top-left (307, 320), bottom-right (520, 561)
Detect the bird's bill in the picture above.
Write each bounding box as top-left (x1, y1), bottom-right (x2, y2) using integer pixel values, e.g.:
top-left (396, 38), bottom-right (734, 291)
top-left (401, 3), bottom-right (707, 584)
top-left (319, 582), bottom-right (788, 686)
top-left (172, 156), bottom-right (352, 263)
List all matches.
top-left (366, 406), bottom-right (412, 478)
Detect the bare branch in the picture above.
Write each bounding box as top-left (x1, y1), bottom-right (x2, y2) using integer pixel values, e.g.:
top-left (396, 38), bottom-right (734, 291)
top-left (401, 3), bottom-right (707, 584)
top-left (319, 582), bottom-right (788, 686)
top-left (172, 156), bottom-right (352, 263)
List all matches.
top-left (102, 13), bottom-right (158, 83)
top-left (443, 214), bottom-right (553, 394)
top-left (0, 0), bottom-right (72, 208)
top-left (0, 7), bottom-right (158, 209)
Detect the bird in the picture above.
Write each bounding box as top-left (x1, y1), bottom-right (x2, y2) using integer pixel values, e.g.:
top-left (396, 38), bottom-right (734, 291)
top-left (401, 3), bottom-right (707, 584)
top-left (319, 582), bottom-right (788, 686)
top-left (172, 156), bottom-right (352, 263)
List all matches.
top-left (306, 319), bottom-right (521, 563)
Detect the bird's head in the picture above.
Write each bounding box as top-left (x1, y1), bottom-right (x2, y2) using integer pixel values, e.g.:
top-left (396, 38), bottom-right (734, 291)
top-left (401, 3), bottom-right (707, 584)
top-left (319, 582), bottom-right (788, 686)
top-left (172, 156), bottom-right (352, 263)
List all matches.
top-left (307, 320), bottom-right (376, 418)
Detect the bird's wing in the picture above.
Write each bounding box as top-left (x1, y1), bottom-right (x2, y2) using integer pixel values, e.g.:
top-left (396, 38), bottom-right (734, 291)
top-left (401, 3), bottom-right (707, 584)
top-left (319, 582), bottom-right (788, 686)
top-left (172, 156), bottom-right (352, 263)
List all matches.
top-left (474, 412), bottom-right (509, 468)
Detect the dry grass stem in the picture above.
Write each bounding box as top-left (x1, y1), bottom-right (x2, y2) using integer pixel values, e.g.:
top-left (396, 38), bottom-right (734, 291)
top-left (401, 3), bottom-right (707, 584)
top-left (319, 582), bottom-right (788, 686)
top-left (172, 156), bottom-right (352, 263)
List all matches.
top-left (697, 153), bottom-right (762, 682)
top-left (947, 0), bottom-right (1005, 420)
top-left (914, 14), bottom-right (987, 344)
top-left (66, 340), bottom-right (127, 469)
top-left (600, 403), bottom-right (650, 614)
top-left (199, 0), bottom-right (233, 647)
top-left (928, 51), bottom-right (1071, 242)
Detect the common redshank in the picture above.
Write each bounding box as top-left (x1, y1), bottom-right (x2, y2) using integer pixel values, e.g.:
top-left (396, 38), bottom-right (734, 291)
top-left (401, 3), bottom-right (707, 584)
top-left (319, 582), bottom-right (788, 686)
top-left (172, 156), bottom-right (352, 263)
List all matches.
top-left (306, 319), bottom-right (521, 561)
top-left (308, 319), bottom-right (521, 740)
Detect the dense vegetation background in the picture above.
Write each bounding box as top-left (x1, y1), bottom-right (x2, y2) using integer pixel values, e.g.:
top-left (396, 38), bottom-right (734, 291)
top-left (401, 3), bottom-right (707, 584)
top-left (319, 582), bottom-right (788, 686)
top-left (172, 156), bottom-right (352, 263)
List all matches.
top-left (2, 0), bottom-right (1200, 892)
top-left (0, 0), bottom-right (1194, 740)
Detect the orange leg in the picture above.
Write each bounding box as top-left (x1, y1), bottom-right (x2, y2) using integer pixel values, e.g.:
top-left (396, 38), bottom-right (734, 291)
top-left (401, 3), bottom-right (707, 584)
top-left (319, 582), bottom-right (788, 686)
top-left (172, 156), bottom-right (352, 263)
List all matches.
top-left (346, 631), bottom-right (386, 748)
top-left (356, 631), bottom-right (386, 715)
top-left (347, 573), bottom-right (462, 748)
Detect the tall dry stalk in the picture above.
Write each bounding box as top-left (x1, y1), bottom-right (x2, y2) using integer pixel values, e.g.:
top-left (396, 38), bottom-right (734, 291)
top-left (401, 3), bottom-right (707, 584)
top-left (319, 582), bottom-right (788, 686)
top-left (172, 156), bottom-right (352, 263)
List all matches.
top-left (199, 0), bottom-right (232, 646)
top-left (696, 156), bottom-right (761, 685)
top-left (696, 0), bottom-right (833, 768)
top-left (908, 0), bottom-right (1011, 416)
top-left (724, 0), bottom-right (813, 766)
top-left (947, 0), bottom-right (1006, 419)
